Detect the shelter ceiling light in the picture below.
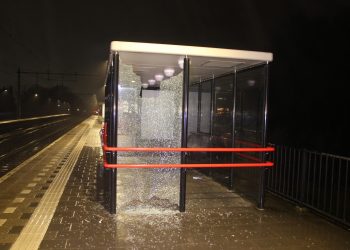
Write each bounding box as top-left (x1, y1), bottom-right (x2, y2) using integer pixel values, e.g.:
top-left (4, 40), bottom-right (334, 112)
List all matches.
top-left (148, 79), bottom-right (156, 85)
top-left (141, 83), bottom-right (149, 89)
top-left (164, 68), bottom-right (175, 77)
top-left (178, 56), bottom-right (185, 69)
top-left (154, 74), bottom-right (164, 81)
top-left (247, 80), bottom-right (256, 86)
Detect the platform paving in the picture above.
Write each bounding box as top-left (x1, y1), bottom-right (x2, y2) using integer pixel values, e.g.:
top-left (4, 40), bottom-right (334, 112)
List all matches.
top-left (0, 117), bottom-right (93, 249)
top-left (0, 116), bottom-right (349, 249)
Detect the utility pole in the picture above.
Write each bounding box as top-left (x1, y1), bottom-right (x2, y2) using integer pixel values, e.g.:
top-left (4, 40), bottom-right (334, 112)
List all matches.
top-left (17, 67), bottom-right (21, 119)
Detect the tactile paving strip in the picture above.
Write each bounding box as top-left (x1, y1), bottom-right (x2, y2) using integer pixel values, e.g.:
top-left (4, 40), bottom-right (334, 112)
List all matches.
top-left (0, 131), bottom-right (82, 248)
top-left (10, 118), bottom-right (94, 250)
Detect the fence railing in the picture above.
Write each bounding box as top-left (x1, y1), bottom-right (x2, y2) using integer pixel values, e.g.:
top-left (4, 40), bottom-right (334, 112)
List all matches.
top-left (266, 144), bottom-right (350, 228)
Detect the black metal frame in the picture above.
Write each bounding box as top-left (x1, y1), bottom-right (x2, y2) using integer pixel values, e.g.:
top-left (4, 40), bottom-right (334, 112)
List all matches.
top-left (106, 53), bottom-right (119, 214)
top-left (209, 77), bottom-right (215, 176)
top-left (197, 82), bottom-right (201, 133)
top-left (257, 62), bottom-right (270, 209)
top-left (258, 62), bottom-right (269, 209)
top-left (180, 57), bottom-right (190, 212)
top-left (230, 69), bottom-right (237, 189)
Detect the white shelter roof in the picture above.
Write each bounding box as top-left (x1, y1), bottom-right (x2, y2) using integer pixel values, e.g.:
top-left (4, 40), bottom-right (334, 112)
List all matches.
top-left (109, 41), bottom-right (273, 83)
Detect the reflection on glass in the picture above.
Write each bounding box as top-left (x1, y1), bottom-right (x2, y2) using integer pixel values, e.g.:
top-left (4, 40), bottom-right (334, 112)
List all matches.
top-left (232, 65), bottom-right (267, 202)
top-left (212, 75), bottom-right (233, 149)
top-left (211, 74), bottom-right (233, 185)
top-left (188, 84), bottom-right (198, 134)
top-left (235, 66), bottom-right (265, 145)
top-left (200, 80), bottom-right (211, 133)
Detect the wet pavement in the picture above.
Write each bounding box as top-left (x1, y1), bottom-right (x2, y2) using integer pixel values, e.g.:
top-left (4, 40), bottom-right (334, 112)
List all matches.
top-left (0, 116), bottom-right (349, 249)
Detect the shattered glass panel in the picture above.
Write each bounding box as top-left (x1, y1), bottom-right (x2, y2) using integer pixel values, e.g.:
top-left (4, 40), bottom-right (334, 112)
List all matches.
top-left (117, 63), bottom-right (182, 212)
top-left (141, 90), bottom-right (176, 140)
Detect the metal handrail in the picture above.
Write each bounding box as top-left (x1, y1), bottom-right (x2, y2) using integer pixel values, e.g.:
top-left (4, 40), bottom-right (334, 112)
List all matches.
top-left (103, 146), bottom-right (275, 152)
top-left (101, 123), bottom-right (274, 169)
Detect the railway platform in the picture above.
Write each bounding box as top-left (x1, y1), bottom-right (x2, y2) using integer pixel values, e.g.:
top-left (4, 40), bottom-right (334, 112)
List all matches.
top-left (0, 117), bottom-right (349, 249)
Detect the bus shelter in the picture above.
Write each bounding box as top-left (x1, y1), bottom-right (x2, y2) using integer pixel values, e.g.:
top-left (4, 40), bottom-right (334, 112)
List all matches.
top-left (102, 41), bottom-right (274, 213)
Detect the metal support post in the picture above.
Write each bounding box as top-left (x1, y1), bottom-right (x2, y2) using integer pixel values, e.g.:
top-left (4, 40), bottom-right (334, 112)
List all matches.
top-left (180, 57), bottom-right (190, 212)
top-left (108, 53), bottom-right (119, 214)
top-left (209, 76), bottom-right (215, 176)
top-left (300, 149), bottom-right (308, 204)
top-left (17, 68), bottom-right (21, 119)
top-left (257, 63), bottom-right (270, 209)
top-left (230, 69), bottom-right (237, 189)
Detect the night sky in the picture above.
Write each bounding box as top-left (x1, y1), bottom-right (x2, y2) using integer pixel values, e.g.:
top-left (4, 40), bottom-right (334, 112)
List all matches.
top-left (1, 0), bottom-right (349, 156)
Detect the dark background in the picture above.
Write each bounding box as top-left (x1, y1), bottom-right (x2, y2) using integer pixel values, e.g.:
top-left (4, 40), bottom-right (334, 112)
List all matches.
top-left (1, 0), bottom-right (349, 156)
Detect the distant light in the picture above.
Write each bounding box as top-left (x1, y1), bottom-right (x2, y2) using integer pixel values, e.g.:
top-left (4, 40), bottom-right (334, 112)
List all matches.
top-left (34, 93), bottom-right (38, 97)
top-left (76, 108), bottom-right (80, 111)
top-left (68, 108), bottom-right (70, 111)
top-left (148, 79), bottom-right (156, 85)
top-left (131, 80), bottom-right (135, 83)
top-left (57, 104), bottom-right (61, 107)
top-left (4, 89), bottom-right (8, 93)
top-left (164, 68), bottom-right (175, 77)
top-left (141, 83), bottom-right (149, 89)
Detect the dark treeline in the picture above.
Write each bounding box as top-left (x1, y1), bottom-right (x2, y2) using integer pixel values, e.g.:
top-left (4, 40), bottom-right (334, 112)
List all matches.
top-left (0, 85), bottom-right (85, 120)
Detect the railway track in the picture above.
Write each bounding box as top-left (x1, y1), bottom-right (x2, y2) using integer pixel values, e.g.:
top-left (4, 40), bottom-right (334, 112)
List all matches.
top-left (0, 115), bottom-right (88, 177)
